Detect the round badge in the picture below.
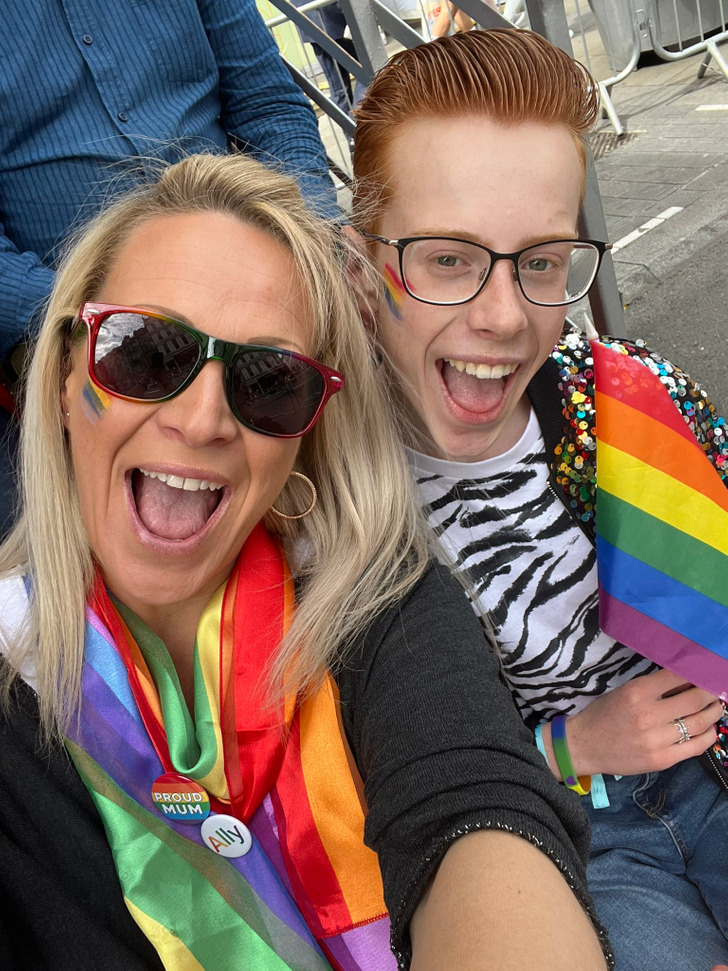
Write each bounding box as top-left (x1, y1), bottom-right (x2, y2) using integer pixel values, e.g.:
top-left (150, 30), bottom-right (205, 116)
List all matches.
top-left (200, 813), bottom-right (253, 858)
top-left (151, 772), bottom-right (210, 824)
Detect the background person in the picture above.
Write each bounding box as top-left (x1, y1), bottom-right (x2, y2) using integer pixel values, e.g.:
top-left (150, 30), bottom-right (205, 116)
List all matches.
top-left (293, 0), bottom-right (358, 116)
top-left (0, 153), bottom-right (607, 969)
top-left (353, 28), bottom-right (728, 971)
top-left (0, 0), bottom-right (339, 534)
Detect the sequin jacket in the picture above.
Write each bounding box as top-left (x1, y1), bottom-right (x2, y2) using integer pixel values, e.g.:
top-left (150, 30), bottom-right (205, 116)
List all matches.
top-left (527, 329), bottom-right (728, 541)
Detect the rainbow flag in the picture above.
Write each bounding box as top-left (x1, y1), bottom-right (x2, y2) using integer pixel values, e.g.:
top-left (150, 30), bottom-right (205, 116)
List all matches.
top-left (593, 340), bottom-right (728, 701)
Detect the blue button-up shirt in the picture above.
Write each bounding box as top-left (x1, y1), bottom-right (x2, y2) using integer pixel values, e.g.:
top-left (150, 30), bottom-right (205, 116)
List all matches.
top-left (0, 0), bottom-right (337, 355)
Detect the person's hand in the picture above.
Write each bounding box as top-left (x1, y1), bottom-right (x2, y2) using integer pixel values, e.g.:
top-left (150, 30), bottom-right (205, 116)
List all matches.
top-left (543, 669), bottom-right (722, 778)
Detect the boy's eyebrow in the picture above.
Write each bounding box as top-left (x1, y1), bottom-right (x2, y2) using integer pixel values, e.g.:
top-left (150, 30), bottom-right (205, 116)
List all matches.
top-left (403, 229), bottom-right (580, 248)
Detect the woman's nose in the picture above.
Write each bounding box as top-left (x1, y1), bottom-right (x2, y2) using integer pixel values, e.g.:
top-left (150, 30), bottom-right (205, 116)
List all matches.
top-left (157, 360), bottom-right (239, 448)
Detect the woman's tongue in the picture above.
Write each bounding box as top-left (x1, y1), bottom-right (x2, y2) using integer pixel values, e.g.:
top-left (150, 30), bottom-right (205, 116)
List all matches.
top-left (133, 472), bottom-right (219, 540)
top-left (442, 360), bottom-right (507, 413)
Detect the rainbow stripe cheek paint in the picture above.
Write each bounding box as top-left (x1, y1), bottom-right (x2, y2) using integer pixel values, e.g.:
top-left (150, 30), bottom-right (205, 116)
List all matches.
top-left (383, 262), bottom-right (407, 320)
top-left (82, 379), bottom-right (111, 421)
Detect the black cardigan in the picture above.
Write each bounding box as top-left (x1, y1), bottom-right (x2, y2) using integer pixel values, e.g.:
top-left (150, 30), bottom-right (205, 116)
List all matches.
top-left (0, 563), bottom-right (607, 968)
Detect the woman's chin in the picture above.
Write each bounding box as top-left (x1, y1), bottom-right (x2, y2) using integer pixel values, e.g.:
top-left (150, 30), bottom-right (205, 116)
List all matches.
top-left (102, 556), bottom-right (235, 621)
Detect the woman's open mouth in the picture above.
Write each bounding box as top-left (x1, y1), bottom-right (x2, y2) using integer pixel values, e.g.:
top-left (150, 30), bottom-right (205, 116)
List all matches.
top-left (130, 468), bottom-right (226, 542)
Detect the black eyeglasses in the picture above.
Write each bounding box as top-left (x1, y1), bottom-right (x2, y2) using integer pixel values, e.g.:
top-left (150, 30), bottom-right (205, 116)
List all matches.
top-left (74, 303), bottom-right (344, 438)
top-left (361, 233), bottom-right (612, 307)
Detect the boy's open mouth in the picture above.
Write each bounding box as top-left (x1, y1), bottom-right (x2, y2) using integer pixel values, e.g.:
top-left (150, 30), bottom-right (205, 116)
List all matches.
top-left (441, 358), bottom-right (518, 413)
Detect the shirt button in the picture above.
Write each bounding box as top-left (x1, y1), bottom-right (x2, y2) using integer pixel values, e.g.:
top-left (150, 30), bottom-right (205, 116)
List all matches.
top-left (117, 111), bottom-right (129, 123)
top-left (82, 34), bottom-right (93, 44)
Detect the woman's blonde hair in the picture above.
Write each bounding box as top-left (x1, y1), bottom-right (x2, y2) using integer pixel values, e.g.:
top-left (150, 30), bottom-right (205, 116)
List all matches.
top-left (352, 27), bottom-right (600, 230)
top-left (0, 152), bottom-right (430, 738)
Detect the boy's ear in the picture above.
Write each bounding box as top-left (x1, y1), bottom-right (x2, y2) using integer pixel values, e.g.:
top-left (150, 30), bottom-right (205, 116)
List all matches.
top-left (340, 225), bottom-right (378, 334)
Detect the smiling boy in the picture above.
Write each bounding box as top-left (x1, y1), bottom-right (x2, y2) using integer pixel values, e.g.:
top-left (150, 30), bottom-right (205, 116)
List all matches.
top-left (353, 28), bottom-right (728, 971)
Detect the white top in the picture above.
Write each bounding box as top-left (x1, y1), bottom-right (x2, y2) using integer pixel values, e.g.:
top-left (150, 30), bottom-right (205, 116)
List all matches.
top-left (408, 409), bottom-right (652, 724)
top-left (0, 575), bottom-right (37, 691)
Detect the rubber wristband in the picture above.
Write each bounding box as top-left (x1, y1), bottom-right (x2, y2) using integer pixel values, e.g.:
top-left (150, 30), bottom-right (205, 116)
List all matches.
top-left (550, 714), bottom-right (591, 796)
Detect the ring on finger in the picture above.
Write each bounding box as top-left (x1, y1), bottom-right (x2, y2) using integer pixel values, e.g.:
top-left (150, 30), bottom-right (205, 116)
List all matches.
top-left (673, 716), bottom-right (692, 744)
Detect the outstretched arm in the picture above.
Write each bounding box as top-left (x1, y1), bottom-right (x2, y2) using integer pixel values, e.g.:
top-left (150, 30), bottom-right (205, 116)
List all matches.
top-left (338, 562), bottom-right (612, 968)
top-left (411, 830), bottom-right (606, 970)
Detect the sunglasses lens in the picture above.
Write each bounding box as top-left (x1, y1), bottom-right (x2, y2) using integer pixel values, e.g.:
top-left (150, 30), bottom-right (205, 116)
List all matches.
top-left (94, 312), bottom-right (200, 400)
top-left (230, 348), bottom-right (325, 436)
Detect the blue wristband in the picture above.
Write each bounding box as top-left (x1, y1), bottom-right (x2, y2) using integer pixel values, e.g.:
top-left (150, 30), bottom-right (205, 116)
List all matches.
top-left (534, 723), bottom-right (549, 763)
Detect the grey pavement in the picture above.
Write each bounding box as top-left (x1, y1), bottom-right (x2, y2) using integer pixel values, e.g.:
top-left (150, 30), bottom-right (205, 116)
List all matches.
top-left (590, 45), bottom-right (728, 412)
top-left (594, 51), bottom-right (728, 304)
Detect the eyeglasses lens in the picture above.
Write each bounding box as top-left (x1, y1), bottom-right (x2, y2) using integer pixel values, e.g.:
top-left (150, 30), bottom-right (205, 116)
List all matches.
top-left (401, 239), bottom-right (599, 306)
top-left (94, 312), bottom-right (200, 400)
top-left (402, 238), bottom-right (489, 305)
top-left (230, 350), bottom-right (325, 436)
top-left (518, 242), bottom-right (599, 306)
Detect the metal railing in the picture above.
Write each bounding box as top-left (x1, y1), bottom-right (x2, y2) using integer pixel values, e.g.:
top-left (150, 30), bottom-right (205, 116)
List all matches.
top-left (566, 0), bottom-right (641, 137)
top-left (636, 0), bottom-right (728, 80)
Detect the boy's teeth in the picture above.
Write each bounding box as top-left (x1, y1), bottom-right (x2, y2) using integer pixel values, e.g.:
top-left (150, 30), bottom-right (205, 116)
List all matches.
top-left (138, 469), bottom-right (223, 491)
top-left (445, 359), bottom-right (517, 380)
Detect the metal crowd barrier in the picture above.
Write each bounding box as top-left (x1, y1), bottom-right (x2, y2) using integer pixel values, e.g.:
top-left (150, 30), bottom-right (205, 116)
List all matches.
top-left (566, 1), bottom-right (641, 137)
top-left (263, 0), bottom-right (626, 335)
top-left (638, 0), bottom-right (728, 80)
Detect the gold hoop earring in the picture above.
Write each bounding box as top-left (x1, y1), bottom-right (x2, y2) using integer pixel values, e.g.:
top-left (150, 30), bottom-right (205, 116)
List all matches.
top-left (270, 471), bottom-right (317, 521)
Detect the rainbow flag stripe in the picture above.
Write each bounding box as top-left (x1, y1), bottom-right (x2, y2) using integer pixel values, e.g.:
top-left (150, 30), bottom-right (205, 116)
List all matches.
top-left (593, 340), bottom-right (728, 700)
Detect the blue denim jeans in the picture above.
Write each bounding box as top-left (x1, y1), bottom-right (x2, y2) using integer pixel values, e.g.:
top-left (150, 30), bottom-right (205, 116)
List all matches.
top-left (586, 758), bottom-right (728, 970)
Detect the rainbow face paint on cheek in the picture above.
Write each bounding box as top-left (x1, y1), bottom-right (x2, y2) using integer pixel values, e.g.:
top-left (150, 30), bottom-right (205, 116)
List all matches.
top-left (82, 379), bottom-right (112, 421)
top-left (383, 262), bottom-right (406, 320)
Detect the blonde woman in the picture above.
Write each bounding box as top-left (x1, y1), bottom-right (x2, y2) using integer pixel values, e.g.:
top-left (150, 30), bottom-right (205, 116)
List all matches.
top-left (0, 153), bottom-right (604, 970)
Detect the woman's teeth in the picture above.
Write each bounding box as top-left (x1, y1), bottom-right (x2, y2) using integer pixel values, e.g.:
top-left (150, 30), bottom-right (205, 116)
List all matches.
top-left (138, 468), bottom-right (223, 492)
top-left (445, 359), bottom-right (517, 380)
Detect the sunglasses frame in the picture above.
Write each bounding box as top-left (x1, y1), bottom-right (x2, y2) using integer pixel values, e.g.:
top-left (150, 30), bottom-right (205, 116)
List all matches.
top-left (75, 303), bottom-right (344, 438)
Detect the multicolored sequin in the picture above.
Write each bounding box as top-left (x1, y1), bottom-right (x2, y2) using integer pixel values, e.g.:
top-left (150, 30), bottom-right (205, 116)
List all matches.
top-left (550, 330), bottom-right (728, 540)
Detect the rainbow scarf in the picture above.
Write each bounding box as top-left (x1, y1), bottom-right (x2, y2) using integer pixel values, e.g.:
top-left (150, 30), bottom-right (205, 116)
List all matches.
top-left (66, 523), bottom-right (393, 969)
top-left (593, 340), bottom-right (728, 700)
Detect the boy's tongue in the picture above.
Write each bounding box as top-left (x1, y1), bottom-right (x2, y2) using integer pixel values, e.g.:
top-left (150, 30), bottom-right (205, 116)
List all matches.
top-left (442, 361), bottom-right (507, 413)
top-left (134, 473), bottom-right (219, 540)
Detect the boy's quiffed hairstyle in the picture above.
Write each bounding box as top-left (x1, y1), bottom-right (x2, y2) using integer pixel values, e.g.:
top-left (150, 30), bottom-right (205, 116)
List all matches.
top-left (352, 28), bottom-right (600, 229)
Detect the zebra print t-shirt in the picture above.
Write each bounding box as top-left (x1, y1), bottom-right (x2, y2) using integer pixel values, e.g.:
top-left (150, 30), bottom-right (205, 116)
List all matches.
top-left (409, 409), bottom-right (653, 727)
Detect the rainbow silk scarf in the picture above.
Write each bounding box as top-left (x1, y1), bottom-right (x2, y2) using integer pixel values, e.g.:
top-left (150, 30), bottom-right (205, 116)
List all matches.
top-left (65, 523), bottom-right (393, 970)
top-left (593, 340), bottom-right (728, 700)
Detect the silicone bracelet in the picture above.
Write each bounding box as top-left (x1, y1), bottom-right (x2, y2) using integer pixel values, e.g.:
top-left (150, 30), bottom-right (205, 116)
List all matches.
top-left (550, 714), bottom-right (591, 796)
